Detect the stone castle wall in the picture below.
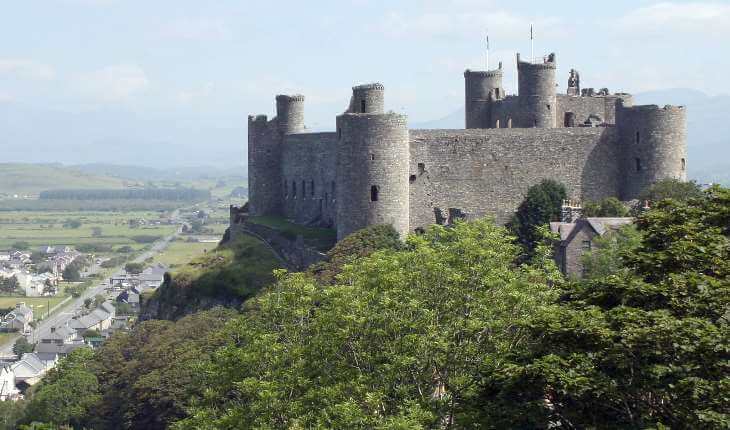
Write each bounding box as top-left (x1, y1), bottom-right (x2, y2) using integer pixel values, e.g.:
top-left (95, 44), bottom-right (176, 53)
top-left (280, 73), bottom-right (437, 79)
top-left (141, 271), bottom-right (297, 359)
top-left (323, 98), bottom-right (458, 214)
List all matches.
top-left (280, 132), bottom-right (338, 227)
top-left (408, 127), bottom-right (621, 228)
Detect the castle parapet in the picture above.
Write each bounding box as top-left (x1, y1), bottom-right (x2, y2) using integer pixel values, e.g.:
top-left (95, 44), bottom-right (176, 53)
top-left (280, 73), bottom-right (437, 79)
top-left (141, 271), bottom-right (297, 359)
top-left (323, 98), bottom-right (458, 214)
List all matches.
top-left (350, 83), bottom-right (385, 114)
top-left (275, 94), bottom-right (305, 134)
top-left (464, 64), bottom-right (504, 129)
top-left (617, 103), bottom-right (687, 199)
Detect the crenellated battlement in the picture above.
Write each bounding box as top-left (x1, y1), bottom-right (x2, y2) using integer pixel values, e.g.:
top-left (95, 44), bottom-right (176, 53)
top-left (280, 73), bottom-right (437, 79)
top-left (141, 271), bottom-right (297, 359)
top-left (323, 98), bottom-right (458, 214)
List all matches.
top-left (352, 83), bottom-right (384, 91)
top-left (276, 94), bottom-right (305, 102)
top-left (245, 42), bottom-right (687, 243)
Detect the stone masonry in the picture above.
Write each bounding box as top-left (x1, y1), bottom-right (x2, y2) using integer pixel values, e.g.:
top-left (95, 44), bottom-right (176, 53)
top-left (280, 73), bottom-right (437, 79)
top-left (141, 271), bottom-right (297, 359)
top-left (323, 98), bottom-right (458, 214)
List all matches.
top-left (242, 47), bottom-right (687, 241)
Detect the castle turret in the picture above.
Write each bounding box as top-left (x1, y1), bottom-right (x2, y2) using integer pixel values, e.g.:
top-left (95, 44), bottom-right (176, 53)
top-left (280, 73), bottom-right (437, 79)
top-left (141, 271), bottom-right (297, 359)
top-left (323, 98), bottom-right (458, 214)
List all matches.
top-left (336, 84), bottom-right (409, 240)
top-left (464, 66), bottom-right (503, 129)
top-left (247, 114), bottom-right (282, 216)
top-left (349, 83), bottom-right (385, 114)
top-left (617, 102), bottom-right (687, 199)
top-left (517, 52), bottom-right (557, 128)
top-left (275, 94), bottom-right (305, 134)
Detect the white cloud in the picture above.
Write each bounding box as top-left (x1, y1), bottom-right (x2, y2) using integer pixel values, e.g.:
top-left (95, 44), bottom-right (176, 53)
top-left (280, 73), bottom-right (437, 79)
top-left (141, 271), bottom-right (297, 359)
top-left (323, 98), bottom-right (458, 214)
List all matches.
top-left (377, 4), bottom-right (561, 41)
top-left (176, 82), bottom-right (214, 105)
top-left (158, 18), bottom-right (232, 41)
top-left (619, 2), bottom-right (730, 33)
top-left (0, 59), bottom-right (56, 80)
top-left (75, 64), bottom-right (150, 102)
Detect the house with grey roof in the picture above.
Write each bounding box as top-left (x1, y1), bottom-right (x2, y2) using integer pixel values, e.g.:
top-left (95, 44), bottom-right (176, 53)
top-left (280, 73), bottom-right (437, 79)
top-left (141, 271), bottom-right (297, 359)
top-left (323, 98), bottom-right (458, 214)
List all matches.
top-left (3, 303), bottom-right (34, 333)
top-left (550, 217), bottom-right (633, 278)
top-left (10, 352), bottom-right (57, 389)
top-left (68, 301), bottom-right (115, 336)
top-left (36, 325), bottom-right (84, 356)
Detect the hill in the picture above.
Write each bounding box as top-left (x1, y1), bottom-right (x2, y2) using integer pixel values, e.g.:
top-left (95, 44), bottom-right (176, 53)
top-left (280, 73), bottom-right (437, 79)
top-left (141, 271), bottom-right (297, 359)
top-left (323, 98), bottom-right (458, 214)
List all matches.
top-left (0, 163), bottom-right (131, 196)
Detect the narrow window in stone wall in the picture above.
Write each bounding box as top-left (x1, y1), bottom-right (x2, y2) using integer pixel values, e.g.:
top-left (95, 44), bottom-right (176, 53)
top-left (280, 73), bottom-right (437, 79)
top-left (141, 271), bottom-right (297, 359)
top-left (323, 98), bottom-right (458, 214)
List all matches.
top-left (361, 100), bottom-right (366, 113)
top-left (371, 154), bottom-right (375, 161)
top-left (338, 127), bottom-right (342, 139)
top-left (292, 181), bottom-right (297, 198)
top-left (681, 158), bottom-right (686, 171)
top-left (635, 131), bottom-right (640, 144)
top-left (302, 181), bottom-right (306, 198)
top-left (495, 119), bottom-right (500, 128)
top-left (370, 185), bottom-right (379, 202)
top-left (635, 158), bottom-right (642, 172)
top-left (310, 180), bottom-right (315, 196)
top-left (546, 104), bottom-right (551, 111)
top-left (582, 240), bottom-right (592, 250)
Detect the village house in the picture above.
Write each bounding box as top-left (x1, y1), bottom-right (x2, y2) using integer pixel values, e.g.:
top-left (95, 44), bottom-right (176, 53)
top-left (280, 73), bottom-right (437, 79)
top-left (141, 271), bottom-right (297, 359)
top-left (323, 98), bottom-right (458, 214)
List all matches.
top-left (3, 303), bottom-right (34, 334)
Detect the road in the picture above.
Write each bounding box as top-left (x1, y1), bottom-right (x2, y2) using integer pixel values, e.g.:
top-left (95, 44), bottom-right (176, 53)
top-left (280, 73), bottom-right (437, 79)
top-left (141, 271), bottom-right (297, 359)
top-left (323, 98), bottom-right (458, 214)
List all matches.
top-left (0, 225), bottom-right (181, 355)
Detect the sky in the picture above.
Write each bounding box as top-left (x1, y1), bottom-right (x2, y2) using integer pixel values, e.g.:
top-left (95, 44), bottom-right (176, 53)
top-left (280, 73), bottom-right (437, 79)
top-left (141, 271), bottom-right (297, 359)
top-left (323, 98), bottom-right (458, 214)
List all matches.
top-left (1, 0), bottom-right (728, 166)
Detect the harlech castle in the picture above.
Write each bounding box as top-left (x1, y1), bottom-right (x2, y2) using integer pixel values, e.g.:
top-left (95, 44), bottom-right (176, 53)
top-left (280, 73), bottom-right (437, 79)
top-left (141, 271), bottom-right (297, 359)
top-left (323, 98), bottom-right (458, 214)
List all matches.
top-left (242, 50), bottom-right (686, 240)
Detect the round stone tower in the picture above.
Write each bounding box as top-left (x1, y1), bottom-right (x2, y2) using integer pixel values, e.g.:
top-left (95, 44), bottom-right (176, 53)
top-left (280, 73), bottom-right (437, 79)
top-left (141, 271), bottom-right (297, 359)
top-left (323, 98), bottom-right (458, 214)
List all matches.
top-left (275, 94), bottom-right (305, 134)
top-left (350, 83), bottom-right (385, 114)
top-left (335, 89), bottom-right (409, 240)
top-left (517, 52), bottom-right (557, 128)
top-left (247, 114), bottom-right (281, 216)
top-left (464, 67), bottom-right (504, 129)
top-left (617, 102), bottom-right (687, 200)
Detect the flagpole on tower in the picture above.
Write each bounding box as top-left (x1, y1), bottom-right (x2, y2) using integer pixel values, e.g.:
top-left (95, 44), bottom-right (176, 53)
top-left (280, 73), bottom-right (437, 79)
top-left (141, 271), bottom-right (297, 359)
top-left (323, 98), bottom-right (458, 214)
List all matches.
top-left (530, 23), bottom-right (534, 63)
top-left (486, 31), bottom-right (490, 70)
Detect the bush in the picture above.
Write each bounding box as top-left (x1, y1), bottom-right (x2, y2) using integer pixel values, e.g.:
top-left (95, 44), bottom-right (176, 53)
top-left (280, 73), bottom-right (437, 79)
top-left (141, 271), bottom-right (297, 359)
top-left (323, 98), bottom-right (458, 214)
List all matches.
top-left (582, 197), bottom-right (629, 217)
top-left (132, 235), bottom-right (161, 244)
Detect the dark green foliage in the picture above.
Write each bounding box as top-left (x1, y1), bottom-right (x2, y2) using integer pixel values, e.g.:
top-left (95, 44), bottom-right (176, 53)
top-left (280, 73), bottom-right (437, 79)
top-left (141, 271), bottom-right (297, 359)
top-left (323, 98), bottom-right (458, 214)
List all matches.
top-left (0, 276), bottom-right (19, 294)
top-left (76, 243), bottom-right (113, 253)
top-left (131, 235), bottom-right (162, 244)
top-left (11, 241), bottom-right (30, 250)
top-left (509, 179), bottom-right (567, 254)
top-left (639, 178), bottom-right (704, 203)
top-left (21, 348), bottom-right (100, 428)
top-left (582, 196), bottom-right (629, 217)
top-left (100, 256), bottom-right (128, 269)
top-left (13, 337), bottom-right (35, 355)
top-left (308, 224), bottom-right (403, 284)
top-left (124, 262), bottom-right (145, 275)
top-left (61, 219), bottom-right (82, 229)
top-left (481, 186), bottom-right (730, 429)
top-left (39, 187), bottom-right (211, 202)
top-left (90, 308), bottom-right (236, 430)
top-left (62, 264), bottom-right (81, 282)
top-left (580, 224), bottom-right (642, 279)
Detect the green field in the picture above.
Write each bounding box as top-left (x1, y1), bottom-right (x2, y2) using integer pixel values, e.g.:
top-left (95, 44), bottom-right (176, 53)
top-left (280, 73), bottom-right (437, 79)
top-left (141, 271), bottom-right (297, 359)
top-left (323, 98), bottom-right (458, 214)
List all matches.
top-left (152, 240), bottom-right (215, 268)
top-left (0, 163), bottom-right (135, 196)
top-left (0, 296), bottom-right (68, 318)
top-left (0, 211), bottom-right (177, 252)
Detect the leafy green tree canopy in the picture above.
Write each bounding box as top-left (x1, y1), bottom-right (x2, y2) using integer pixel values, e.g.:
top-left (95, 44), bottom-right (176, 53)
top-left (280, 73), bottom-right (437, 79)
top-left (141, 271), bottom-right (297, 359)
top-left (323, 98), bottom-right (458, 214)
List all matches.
top-left (509, 179), bottom-right (567, 254)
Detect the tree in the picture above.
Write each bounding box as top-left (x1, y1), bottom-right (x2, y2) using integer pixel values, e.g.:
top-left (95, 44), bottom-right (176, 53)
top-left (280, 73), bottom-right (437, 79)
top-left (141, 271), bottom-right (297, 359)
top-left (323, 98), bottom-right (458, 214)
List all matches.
top-left (480, 186), bottom-right (730, 429)
top-left (639, 178), bottom-right (703, 204)
top-left (83, 329), bottom-right (101, 339)
top-left (509, 179), bottom-right (567, 255)
top-left (92, 294), bottom-right (106, 308)
top-left (62, 265), bottom-right (81, 282)
top-left (91, 227), bottom-right (103, 237)
top-left (62, 219), bottom-right (82, 229)
top-left (83, 298), bottom-right (92, 309)
top-left (124, 262), bottom-right (145, 275)
top-left (0, 276), bottom-right (19, 294)
top-left (21, 348), bottom-right (100, 429)
top-left (175, 220), bottom-right (560, 429)
top-left (582, 196), bottom-right (629, 217)
top-left (13, 337), bottom-right (35, 356)
top-left (11, 241), bottom-right (30, 251)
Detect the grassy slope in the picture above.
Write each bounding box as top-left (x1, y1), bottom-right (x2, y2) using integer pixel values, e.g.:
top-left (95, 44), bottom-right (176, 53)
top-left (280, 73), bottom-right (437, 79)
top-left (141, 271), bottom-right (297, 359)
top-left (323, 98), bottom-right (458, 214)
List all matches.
top-left (0, 164), bottom-right (130, 195)
top-left (143, 233), bottom-right (283, 320)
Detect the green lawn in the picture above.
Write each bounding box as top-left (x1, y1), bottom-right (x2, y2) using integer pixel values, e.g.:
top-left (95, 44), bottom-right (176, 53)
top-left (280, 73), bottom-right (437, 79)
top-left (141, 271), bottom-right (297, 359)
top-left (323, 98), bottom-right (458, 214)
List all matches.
top-left (248, 216), bottom-right (336, 251)
top-left (152, 241), bottom-right (214, 268)
top-left (0, 296), bottom-right (67, 319)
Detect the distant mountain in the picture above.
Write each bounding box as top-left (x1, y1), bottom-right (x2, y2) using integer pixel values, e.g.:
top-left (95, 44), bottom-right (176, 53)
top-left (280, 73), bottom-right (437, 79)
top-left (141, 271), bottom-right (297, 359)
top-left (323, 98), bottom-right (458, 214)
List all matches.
top-left (71, 163), bottom-right (247, 182)
top-left (0, 163), bottom-right (131, 196)
top-left (0, 101), bottom-right (246, 169)
top-left (412, 89), bottom-right (730, 185)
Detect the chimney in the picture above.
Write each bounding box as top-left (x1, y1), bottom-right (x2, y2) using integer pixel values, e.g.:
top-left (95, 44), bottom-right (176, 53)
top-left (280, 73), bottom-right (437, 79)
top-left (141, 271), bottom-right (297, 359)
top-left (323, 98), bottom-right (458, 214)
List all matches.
top-left (561, 199), bottom-right (583, 223)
